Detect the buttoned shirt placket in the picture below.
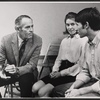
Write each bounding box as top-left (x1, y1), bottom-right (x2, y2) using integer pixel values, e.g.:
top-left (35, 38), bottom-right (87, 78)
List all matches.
top-left (90, 43), bottom-right (97, 79)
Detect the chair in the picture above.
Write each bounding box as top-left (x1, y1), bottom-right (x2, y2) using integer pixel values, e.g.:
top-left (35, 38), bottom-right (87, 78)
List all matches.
top-left (38, 42), bottom-right (60, 79)
top-left (4, 82), bottom-right (20, 97)
top-left (1, 61), bottom-right (20, 97)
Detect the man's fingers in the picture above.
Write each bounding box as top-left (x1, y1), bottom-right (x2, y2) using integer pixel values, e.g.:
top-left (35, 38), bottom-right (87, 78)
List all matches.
top-left (65, 92), bottom-right (70, 97)
top-left (8, 71), bottom-right (15, 74)
top-left (65, 89), bottom-right (71, 94)
top-left (5, 68), bottom-right (16, 72)
top-left (4, 64), bottom-right (17, 74)
top-left (5, 64), bottom-right (16, 71)
top-left (1, 76), bottom-right (11, 79)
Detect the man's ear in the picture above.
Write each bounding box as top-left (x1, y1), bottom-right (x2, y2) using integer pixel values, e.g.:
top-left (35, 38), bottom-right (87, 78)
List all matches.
top-left (84, 22), bottom-right (89, 29)
top-left (15, 25), bottom-right (21, 31)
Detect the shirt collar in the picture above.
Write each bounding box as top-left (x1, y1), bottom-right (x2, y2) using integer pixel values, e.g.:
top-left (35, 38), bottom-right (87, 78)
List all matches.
top-left (88, 31), bottom-right (100, 47)
top-left (17, 34), bottom-right (23, 47)
top-left (67, 34), bottom-right (80, 39)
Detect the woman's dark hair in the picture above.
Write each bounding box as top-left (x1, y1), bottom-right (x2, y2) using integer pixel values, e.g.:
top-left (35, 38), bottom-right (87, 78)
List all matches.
top-left (63, 12), bottom-right (77, 34)
top-left (76, 7), bottom-right (100, 31)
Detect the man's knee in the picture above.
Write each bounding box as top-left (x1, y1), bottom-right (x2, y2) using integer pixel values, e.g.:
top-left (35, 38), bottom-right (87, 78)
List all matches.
top-left (50, 87), bottom-right (59, 97)
top-left (51, 86), bottom-right (64, 97)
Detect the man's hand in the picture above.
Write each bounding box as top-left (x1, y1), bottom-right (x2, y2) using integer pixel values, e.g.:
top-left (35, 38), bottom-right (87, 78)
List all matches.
top-left (50, 71), bottom-right (61, 78)
top-left (0, 70), bottom-right (11, 79)
top-left (65, 83), bottom-right (75, 96)
top-left (5, 64), bottom-right (17, 74)
top-left (65, 89), bottom-right (81, 97)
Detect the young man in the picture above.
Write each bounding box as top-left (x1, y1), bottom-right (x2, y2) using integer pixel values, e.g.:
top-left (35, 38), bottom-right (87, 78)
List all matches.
top-left (65, 7), bottom-right (100, 97)
top-left (0, 15), bottom-right (42, 97)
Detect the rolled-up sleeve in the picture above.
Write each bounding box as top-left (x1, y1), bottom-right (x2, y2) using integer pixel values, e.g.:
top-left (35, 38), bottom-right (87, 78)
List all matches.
top-left (76, 62), bottom-right (91, 83)
top-left (76, 72), bottom-right (91, 83)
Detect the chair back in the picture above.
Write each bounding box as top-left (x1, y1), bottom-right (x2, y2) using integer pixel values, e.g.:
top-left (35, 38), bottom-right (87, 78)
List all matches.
top-left (39, 42), bottom-right (60, 79)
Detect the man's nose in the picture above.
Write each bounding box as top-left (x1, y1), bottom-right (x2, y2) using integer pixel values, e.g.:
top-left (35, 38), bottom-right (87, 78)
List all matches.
top-left (29, 27), bottom-right (33, 32)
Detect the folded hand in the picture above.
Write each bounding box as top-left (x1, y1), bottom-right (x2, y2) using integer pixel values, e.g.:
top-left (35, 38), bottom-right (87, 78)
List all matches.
top-left (50, 71), bottom-right (61, 78)
top-left (5, 64), bottom-right (17, 74)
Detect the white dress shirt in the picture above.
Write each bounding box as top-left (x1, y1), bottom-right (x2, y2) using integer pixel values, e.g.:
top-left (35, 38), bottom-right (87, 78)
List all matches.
top-left (17, 34), bottom-right (23, 49)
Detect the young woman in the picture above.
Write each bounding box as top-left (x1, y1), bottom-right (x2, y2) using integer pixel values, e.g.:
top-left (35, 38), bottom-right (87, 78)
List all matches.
top-left (32, 12), bottom-right (87, 97)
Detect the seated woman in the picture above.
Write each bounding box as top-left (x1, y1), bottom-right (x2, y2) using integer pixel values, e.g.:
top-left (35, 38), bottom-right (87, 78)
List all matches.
top-left (32, 12), bottom-right (88, 97)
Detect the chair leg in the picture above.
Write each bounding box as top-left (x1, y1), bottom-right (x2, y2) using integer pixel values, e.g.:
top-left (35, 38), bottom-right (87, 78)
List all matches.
top-left (7, 85), bottom-right (11, 97)
top-left (10, 84), bottom-right (13, 97)
top-left (4, 85), bottom-right (10, 97)
top-left (4, 85), bottom-right (7, 97)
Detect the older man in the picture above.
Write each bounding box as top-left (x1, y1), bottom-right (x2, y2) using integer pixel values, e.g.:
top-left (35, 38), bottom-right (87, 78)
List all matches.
top-left (0, 15), bottom-right (42, 97)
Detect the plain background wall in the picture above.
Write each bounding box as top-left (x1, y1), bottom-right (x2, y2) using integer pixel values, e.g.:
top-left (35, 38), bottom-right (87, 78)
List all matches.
top-left (0, 2), bottom-right (100, 55)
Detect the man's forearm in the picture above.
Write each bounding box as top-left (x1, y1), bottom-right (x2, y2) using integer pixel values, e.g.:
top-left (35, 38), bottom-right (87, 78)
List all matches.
top-left (79, 86), bottom-right (93, 95)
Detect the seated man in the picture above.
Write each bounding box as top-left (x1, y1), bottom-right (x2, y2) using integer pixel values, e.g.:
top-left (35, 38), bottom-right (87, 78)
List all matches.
top-left (52, 7), bottom-right (100, 97)
top-left (0, 15), bottom-right (42, 97)
top-left (65, 7), bottom-right (100, 97)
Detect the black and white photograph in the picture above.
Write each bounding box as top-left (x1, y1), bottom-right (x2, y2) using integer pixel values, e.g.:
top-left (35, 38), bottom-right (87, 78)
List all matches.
top-left (0, 1), bottom-right (99, 99)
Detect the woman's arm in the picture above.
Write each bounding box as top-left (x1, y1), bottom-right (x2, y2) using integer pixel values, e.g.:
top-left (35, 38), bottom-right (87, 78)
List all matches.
top-left (60, 63), bottom-right (80, 76)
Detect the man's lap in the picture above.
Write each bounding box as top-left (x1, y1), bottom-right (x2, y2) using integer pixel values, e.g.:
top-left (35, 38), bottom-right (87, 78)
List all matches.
top-left (50, 82), bottom-right (73, 97)
top-left (51, 78), bottom-right (100, 97)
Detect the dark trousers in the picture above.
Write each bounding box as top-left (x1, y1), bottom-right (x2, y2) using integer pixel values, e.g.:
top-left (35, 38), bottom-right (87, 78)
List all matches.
top-left (19, 73), bottom-right (34, 97)
top-left (0, 73), bottom-right (35, 97)
top-left (51, 78), bottom-right (100, 97)
top-left (50, 82), bottom-right (74, 97)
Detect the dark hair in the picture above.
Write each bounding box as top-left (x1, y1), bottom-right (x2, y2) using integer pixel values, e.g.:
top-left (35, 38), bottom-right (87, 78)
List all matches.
top-left (63, 12), bottom-right (77, 34)
top-left (15, 15), bottom-right (32, 30)
top-left (76, 7), bottom-right (100, 31)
